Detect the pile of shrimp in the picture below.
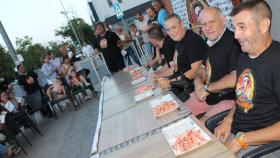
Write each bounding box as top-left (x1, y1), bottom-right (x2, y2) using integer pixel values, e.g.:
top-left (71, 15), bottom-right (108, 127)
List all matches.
top-left (172, 128), bottom-right (207, 152)
top-left (152, 100), bottom-right (177, 117)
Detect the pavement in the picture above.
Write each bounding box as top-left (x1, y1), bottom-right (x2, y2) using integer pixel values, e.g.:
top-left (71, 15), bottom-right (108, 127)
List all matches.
top-left (15, 98), bottom-right (99, 158)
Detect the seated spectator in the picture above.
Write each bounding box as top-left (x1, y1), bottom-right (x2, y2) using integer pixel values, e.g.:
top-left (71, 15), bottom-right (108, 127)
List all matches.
top-left (17, 63), bottom-right (40, 95)
top-left (0, 91), bottom-right (32, 133)
top-left (69, 70), bottom-right (91, 100)
top-left (69, 70), bottom-right (90, 88)
top-left (41, 54), bottom-right (58, 85)
top-left (185, 7), bottom-right (241, 122)
top-left (61, 56), bottom-right (73, 79)
top-left (46, 78), bottom-right (66, 101)
top-left (214, 1), bottom-right (280, 157)
top-left (0, 143), bottom-right (21, 158)
top-left (48, 50), bottom-right (62, 73)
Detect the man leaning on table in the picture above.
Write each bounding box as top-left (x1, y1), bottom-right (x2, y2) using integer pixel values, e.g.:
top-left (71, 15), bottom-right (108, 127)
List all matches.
top-left (157, 14), bottom-right (207, 93)
top-left (214, 0), bottom-right (280, 157)
top-left (185, 7), bottom-right (241, 122)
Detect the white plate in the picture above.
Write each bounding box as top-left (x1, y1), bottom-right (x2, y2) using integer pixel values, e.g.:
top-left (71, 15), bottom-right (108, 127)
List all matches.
top-left (134, 90), bottom-right (154, 102)
top-left (161, 117), bottom-right (211, 156)
top-left (149, 94), bottom-right (178, 117)
top-left (131, 77), bottom-right (146, 85)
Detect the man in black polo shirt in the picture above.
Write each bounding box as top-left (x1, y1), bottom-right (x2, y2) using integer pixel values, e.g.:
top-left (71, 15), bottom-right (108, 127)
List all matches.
top-left (147, 24), bottom-right (176, 71)
top-left (158, 14), bottom-right (206, 91)
top-left (214, 1), bottom-right (280, 157)
top-left (186, 7), bottom-right (241, 122)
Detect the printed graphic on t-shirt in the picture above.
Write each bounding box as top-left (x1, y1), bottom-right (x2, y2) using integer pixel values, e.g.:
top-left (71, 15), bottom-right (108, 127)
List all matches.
top-left (205, 58), bottom-right (211, 84)
top-left (236, 69), bottom-right (255, 113)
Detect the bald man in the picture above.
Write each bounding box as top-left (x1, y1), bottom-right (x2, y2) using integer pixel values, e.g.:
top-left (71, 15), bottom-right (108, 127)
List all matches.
top-left (185, 7), bottom-right (241, 122)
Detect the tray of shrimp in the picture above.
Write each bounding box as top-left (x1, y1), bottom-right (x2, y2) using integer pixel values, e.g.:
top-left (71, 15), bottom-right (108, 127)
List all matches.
top-left (129, 67), bottom-right (142, 75)
top-left (150, 94), bottom-right (178, 117)
top-left (134, 84), bottom-right (155, 102)
top-left (161, 117), bottom-right (211, 156)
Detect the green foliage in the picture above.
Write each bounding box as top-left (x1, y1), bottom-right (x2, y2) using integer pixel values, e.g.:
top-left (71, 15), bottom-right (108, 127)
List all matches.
top-left (0, 44), bottom-right (15, 78)
top-left (15, 36), bottom-right (47, 71)
top-left (55, 18), bottom-right (95, 45)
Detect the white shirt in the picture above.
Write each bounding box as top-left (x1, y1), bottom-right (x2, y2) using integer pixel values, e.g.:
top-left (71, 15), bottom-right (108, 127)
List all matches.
top-left (135, 15), bottom-right (150, 43)
top-left (49, 57), bottom-right (62, 72)
top-left (82, 45), bottom-right (94, 57)
top-left (2, 100), bottom-right (15, 112)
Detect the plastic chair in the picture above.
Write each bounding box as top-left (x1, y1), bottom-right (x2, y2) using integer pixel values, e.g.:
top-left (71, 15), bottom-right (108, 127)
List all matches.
top-left (205, 110), bottom-right (280, 158)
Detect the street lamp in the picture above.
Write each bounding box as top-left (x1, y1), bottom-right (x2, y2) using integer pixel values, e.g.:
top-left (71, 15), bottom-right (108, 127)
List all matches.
top-left (59, 0), bottom-right (82, 49)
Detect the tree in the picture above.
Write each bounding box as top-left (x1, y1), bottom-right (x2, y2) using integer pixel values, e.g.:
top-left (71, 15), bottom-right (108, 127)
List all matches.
top-left (15, 36), bottom-right (47, 70)
top-left (0, 44), bottom-right (15, 78)
top-left (15, 36), bottom-right (33, 54)
top-left (55, 18), bottom-right (95, 45)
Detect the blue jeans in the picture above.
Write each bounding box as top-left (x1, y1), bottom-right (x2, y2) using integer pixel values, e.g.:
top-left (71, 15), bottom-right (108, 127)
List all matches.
top-left (124, 47), bottom-right (141, 66)
top-left (143, 42), bottom-right (153, 57)
top-left (0, 144), bottom-right (6, 158)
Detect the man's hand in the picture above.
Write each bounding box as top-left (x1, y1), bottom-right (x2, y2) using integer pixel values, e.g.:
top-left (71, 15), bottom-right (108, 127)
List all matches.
top-left (214, 117), bottom-right (233, 143)
top-left (26, 77), bottom-right (34, 85)
top-left (158, 78), bottom-right (170, 89)
top-left (195, 87), bottom-right (209, 101)
top-left (224, 138), bottom-right (242, 154)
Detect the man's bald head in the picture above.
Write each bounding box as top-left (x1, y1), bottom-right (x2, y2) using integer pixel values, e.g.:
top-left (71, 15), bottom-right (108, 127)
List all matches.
top-left (200, 7), bottom-right (226, 41)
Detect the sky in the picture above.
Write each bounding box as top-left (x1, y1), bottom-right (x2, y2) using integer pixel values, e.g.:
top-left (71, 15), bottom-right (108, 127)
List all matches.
top-left (0, 0), bottom-right (92, 48)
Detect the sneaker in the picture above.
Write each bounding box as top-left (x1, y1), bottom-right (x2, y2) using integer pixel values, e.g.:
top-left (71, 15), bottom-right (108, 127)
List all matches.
top-left (84, 96), bottom-right (91, 100)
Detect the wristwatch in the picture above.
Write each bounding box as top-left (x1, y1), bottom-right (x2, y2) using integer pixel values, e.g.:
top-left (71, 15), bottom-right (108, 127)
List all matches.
top-left (235, 132), bottom-right (249, 149)
top-left (203, 84), bottom-right (210, 93)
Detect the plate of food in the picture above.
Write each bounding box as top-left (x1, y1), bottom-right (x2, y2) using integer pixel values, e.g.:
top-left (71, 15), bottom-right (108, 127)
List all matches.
top-left (129, 67), bottom-right (142, 75)
top-left (131, 75), bottom-right (146, 85)
top-left (150, 94), bottom-right (178, 117)
top-left (134, 90), bottom-right (154, 102)
top-left (123, 65), bottom-right (136, 72)
top-left (135, 84), bottom-right (154, 94)
top-left (161, 117), bottom-right (211, 156)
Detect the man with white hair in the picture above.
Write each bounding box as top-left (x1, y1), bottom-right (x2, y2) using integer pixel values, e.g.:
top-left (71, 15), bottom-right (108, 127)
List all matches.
top-left (185, 7), bottom-right (241, 122)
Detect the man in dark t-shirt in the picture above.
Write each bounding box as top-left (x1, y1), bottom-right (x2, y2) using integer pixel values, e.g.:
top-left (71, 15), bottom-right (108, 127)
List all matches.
top-left (93, 22), bottom-right (125, 73)
top-left (157, 14), bottom-right (206, 90)
top-left (147, 24), bottom-right (176, 71)
top-left (186, 7), bottom-right (241, 122)
top-left (17, 63), bottom-right (40, 94)
top-left (214, 1), bottom-right (280, 157)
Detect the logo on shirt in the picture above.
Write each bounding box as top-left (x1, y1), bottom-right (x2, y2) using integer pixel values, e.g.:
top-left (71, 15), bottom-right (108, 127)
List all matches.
top-left (205, 58), bottom-right (212, 84)
top-left (236, 69), bottom-right (255, 113)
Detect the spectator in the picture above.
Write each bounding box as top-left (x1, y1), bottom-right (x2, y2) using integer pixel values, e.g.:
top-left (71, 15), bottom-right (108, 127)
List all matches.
top-left (17, 63), bottom-right (40, 95)
top-left (135, 12), bottom-right (153, 57)
top-left (82, 42), bottom-right (98, 68)
top-left (93, 22), bottom-right (125, 73)
top-left (46, 78), bottom-right (66, 101)
top-left (115, 25), bottom-right (141, 67)
top-left (41, 54), bottom-right (58, 85)
top-left (151, 0), bottom-right (169, 27)
top-left (48, 50), bottom-right (62, 74)
top-left (0, 143), bottom-right (21, 158)
top-left (146, 7), bottom-right (158, 25)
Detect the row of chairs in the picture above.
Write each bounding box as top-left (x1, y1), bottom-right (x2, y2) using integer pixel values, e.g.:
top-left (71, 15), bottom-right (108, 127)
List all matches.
top-left (6, 79), bottom-right (99, 155)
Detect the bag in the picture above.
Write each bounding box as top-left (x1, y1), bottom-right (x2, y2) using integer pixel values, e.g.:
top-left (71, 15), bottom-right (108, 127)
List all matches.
top-left (170, 74), bottom-right (194, 102)
top-left (206, 89), bottom-right (235, 105)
